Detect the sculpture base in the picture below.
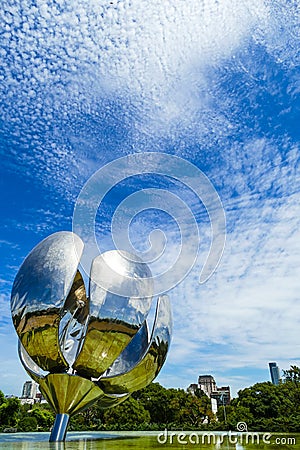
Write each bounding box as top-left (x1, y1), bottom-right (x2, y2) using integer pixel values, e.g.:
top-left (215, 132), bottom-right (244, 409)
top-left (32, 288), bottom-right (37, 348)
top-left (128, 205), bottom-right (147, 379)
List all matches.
top-left (49, 414), bottom-right (70, 442)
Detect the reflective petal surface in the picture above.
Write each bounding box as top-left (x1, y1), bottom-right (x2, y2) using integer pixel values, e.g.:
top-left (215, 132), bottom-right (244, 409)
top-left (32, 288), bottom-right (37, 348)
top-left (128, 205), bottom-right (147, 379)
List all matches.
top-left (39, 373), bottom-right (104, 415)
top-left (74, 251), bottom-right (153, 378)
top-left (18, 340), bottom-right (44, 383)
top-left (98, 295), bottom-right (172, 394)
top-left (97, 393), bottom-right (131, 409)
top-left (59, 270), bottom-right (89, 368)
top-left (103, 320), bottom-right (149, 378)
top-left (11, 232), bottom-right (84, 372)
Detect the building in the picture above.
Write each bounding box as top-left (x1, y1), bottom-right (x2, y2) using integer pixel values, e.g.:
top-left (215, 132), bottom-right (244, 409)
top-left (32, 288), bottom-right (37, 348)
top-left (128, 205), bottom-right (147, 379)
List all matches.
top-left (20, 381), bottom-right (41, 405)
top-left (269, 362), bottom-right (280, 385)
top-left (35, 392), bottom-right (48, 404)
top-left (188, 375), bottom-right (231, 413)
top-left (211, 397), bottom-right (218, 415)
top-left (21, 381), bottom-right (37, 399)
top-left (198, 375), bottom-right (217, 396)
top-left (19, 381), bottom-right (47, 405)
top-left (187, 383), bottom-right (198, 395)
top-left (210, 386), bottom-right (231, 406)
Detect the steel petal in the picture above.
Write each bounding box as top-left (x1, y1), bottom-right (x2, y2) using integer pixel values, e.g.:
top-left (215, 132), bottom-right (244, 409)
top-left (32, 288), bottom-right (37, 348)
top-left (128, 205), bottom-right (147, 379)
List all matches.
top-left (59, 270), bottom-right (89, 368)
top-left (102, 320), bottom-right (149, 378)
top-left (11, 231), bottom-right (84, 372)
top-left (98, 295), bottom-right (172, 394)
top-left (74, 250), bottom-right (153, 378)
top-left (38, 373), bottom-right (104, 415)
top-left (18, 340), bottom-right (44, 383)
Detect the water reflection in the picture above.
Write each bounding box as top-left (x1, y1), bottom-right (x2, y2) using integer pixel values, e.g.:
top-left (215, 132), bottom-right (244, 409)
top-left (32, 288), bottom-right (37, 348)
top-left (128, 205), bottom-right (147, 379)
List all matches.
top-left (0, 433), bottom-right (127, 450)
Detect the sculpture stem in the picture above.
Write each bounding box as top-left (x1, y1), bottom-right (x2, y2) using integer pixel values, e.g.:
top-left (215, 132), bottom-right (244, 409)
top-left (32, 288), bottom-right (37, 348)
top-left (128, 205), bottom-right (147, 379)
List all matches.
top-left (49, 413), bottom-right (70, 442)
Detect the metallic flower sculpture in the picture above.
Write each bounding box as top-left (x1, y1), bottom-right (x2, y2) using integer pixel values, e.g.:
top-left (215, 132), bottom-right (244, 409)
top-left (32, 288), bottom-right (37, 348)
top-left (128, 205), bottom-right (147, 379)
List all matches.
top-left (10, 231), bottom-right (172, 441)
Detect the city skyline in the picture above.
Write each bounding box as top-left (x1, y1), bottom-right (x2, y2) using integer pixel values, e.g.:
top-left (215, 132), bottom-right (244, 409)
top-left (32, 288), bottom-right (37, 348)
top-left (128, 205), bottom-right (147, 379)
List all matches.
top-left (1, 0), bottom-right (300, 398)
top-left (0, 361), bottom-right (291, 400)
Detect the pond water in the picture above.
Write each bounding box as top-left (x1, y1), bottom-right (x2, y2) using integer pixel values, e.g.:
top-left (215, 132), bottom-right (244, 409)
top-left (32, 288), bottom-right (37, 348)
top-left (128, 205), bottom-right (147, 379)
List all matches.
top-left (0, 431), bottom-right (299, 449)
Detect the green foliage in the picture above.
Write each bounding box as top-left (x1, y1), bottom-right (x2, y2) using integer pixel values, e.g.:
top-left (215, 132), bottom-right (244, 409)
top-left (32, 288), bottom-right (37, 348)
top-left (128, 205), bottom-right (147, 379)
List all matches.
top-left (69, 403), bottom-right (104, 431)
top-left (0, 391), bottom-right (5, 406)
top-left (69, 412), bottom-right (89, 431)
top-left (103, 397), bottom-right (150, 430)
top-left (132, 382), bottom-right (214, 428)
top-left (283, 365), bottom-right (300, 383)
top-left (18, 416), bottom-right (38, 432)
top-left (70, 382), bottom-right (214, 432)
top-left (0, 395), bottom-right (21, 430)
top-left (132, 382), bottom-right (172, 424)
top-left (30, 405), bottom-right (55, 430)
top-left (216, 367), bottom-right (300, 432)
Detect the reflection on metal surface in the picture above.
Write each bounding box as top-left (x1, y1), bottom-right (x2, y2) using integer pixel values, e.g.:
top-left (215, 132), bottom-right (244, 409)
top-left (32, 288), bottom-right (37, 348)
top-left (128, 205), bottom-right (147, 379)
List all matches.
top-left (49, 414), bottom-right (69, 443)
top-left (18, 341), bottom-right (43, 383)
top-left (103, 320), bottom-right (149, 378)
top-left (39, 373), bottom-right (104, 416)
top-left (98, 295), bottom-right (172, 394)
top-left (59, 271), bottom-right (89, 368)
top-left (74, 251), bottom-right (153, 378)
top-left (10, 232), bottom-right (172, 442)
top-left (11, 232), bottom-right (84, 372)
top-left (99, 392), bottom-right (131, 409)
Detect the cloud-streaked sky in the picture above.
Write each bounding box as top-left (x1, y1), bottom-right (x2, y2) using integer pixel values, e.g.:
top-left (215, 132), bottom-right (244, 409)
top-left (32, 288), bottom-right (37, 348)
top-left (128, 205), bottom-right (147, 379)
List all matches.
top-left (1, 0), bottom-right (300, 397)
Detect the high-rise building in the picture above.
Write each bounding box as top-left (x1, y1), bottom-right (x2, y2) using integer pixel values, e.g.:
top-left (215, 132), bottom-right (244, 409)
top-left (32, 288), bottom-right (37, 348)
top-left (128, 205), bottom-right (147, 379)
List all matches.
top-left (198, 375), bottom-right (217, 396)
top-left (188, 375), bottom-right (231, 413)
top-left (269, 362), bottom-right (280, 385)
top-left (21, 381), bottom-right (37, 399)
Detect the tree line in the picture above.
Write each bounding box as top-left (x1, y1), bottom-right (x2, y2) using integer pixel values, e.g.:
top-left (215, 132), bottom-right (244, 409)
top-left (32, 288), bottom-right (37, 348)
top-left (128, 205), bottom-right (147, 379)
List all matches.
top-left (220, 366), bottom-right (300, 432)
top-left (1, 366), bottom-right (300, 432)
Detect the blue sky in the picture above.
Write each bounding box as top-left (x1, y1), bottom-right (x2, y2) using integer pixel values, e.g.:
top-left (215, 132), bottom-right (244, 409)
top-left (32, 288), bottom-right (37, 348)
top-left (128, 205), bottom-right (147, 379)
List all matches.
top-left (1, 0), bottom-right (300, 398)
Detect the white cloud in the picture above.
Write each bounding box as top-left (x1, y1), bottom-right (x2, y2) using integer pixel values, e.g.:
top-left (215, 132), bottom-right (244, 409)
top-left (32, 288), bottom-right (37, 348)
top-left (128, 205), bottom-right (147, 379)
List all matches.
top-left (255, 1), bottom-right (300, 68)
top-left (0, 330), bottom-right (28, 396)
top-left (157, 181), bottom-right (300, 394)
top-left (0, 0), bottom-right (295, 201)
top-left (0, 0), bottom-right (269, 142)
top-left (0, 293), bottom-right (11, 325)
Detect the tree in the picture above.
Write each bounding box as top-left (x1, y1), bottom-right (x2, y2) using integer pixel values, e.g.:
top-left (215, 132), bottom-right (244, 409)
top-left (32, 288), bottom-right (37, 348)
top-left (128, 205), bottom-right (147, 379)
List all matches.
top-left (69, 403), bottom-right (104, 431)
top-left (0, 391), bottom-right (5, 406)
top-left (133, 383), bottom-right (214, 428)
top-left (18, 416), bottom-right (38, 432)
top-left (177, 395), bottom-right (213, 427)
top-left (0, 397), bottom-right (21, 429)
top-left (283, 365), bottom-right (300, 383)
top-left (222, 380), bottom-right (300, 431)
top-left (30, 405), bottom-right (55, 430)
top-left (133, 383), bottom-right (172, 425)
top-left (103, 397), bottom-right (150, 430)
top-left (218, 403), bottom-right (254, 430)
